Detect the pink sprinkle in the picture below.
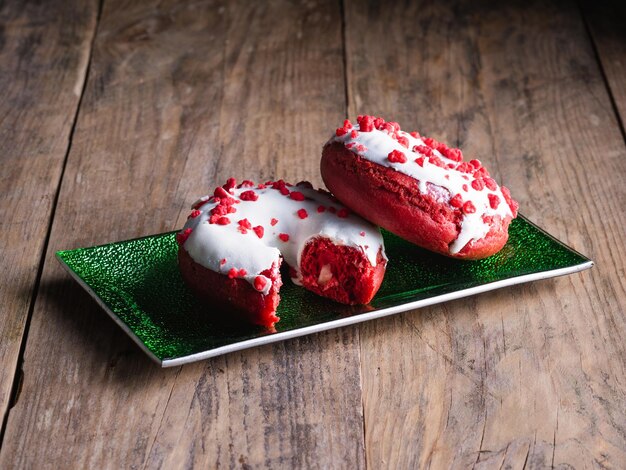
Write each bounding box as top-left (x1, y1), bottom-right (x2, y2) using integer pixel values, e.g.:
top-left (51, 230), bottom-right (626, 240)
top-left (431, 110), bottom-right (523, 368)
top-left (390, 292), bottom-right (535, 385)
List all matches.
top-left (360, 231), bottom-right (366, 237)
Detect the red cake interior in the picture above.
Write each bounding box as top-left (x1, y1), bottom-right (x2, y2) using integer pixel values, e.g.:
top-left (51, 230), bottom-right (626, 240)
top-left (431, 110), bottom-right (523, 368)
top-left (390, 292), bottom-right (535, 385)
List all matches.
top-left (296, 236), bottom-right (386, 305)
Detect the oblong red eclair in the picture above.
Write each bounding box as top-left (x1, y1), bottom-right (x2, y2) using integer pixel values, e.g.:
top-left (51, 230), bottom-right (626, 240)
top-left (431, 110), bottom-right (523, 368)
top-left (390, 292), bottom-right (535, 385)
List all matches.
top-left (177, 178), bottom-right (387, 328)
top-left (321, 115), bottom-right (519, 259)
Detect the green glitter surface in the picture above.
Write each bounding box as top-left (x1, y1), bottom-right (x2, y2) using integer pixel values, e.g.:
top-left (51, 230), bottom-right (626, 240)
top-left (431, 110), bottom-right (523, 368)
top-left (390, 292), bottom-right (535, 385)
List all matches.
top-left (56, 216), bottom-right (590, 362)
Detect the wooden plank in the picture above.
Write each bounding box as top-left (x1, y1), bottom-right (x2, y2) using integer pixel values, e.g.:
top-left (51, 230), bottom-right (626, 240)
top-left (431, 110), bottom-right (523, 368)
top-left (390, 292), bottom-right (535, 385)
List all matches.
top-left (0, 0), bottom-right (99, 434)
top-left (0, 0), bottom-right (367, 467)
top-left (344, 0), bottom-right (626, 467)
top-left (581, 1), bottom-right (626, 134)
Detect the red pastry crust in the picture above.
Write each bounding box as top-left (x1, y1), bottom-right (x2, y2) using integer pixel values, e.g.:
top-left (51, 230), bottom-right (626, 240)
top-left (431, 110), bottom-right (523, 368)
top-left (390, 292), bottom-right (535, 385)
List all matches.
top-left (178, 246), bottom-right (281, 328)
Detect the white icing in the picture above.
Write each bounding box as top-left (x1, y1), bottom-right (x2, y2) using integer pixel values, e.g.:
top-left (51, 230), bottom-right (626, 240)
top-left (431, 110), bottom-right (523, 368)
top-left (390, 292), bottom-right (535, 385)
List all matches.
top-left (330, 124), bottom-right (512, 253)
top-left (181, 182), bottom-right (385, 294)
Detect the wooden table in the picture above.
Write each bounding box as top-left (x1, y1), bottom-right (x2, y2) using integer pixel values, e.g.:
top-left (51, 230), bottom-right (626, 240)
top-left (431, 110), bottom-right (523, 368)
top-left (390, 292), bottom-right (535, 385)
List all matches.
top-left (1, 0), bottom-right (625, 468)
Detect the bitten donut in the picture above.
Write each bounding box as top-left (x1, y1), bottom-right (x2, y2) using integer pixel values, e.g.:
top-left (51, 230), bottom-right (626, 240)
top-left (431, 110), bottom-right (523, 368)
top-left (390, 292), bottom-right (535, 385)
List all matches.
top-left (177, 178), bottom-right (387, 328)
top-left (321, 115), bottom-right (519, 259)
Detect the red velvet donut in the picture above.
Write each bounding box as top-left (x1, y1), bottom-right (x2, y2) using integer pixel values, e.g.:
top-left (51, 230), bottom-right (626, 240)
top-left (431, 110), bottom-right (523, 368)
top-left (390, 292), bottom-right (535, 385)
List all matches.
top-left (177, 179), bottom-right (387, 328)
top-left (321, 116), bottom-right (519, 259)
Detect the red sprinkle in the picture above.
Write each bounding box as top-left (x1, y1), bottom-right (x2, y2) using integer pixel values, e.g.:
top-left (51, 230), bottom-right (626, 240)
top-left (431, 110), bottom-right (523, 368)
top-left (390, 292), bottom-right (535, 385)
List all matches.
top-left (188, 209), bottom-right (201, 219)
top-left (176, 228), bottom-right (193, 245)
top-left (224, 178), bottom-right (237, 192)
top-left (350, 130), bottom-right (359, 139)
top-left (253, 225), bottom-right (264, 238)
top-left (429, 155), bottom-right (445, 168)
top-left (317, 205), bottom-right (326, 213)
top-left (442, 147), bottom-right (463, 162)
top-left (280, 186), bottom-right (290, 196)
top-left (387, 149), bottom-right (407, 163)
top-left (238, 268), bottom-right (247, 277)
top-left (214, 187), bottom-right (230, 199)
top-left (240, 190), bottom-right (258, 201)
top-left (336, 127), bottom-right (348, 136)
top-left (462, 184), bottom-right (469, 192)
top-left (471, 179), bottom-right (485, 191)
top-left (423, 137), bottom-right (439, 149)
top-left (227, 268), bottom-right (238, 279)
top-left (360, 231), bottom-right (366, 237)
top-left (289, 191), bottom-right (305, 201)
top-left (484, 177), bottom-right (497, 191)
top-left (337, 208), bottom-right (349, 218)
top-left (474, 167), bottom-right (489, 178)
top-left (254, 276), bottom-right (268, 291)
top-left (397, 135), bottom-right (409, 148)
top-left (216, 216), bottom-right (231, 225)
top-left (240, 180), bottom-right (255, 188)
top-left (469, 159), bottom-right (482, 169)
top-left (279, 233), bottom-right (290, 242)
top-left (450, 194), bottom-right (464, 208)
top-left (297, 208), bottom-right (308, 219)
top-left (238, 218), bottom-right (252, 229)
top-left (415, 156), bottom-right (425, 167)
top-left (410, 131), bottom-right (421, 139)
top-left (456, 162), bottom-right (474, 173)
top-left (463, 201), bottom-right (477, 214)
top-left (220, 258), bottom-right (227, 266)
top-left (270, 218), bottom-right (278, 226)
top-left (413, 145), bottom-right (434, 157)
top-left (374, 117), bottom-right (385, 129)
top-left (357, 115), bottom-right (374, 132)
top-left (488, 193), bottom-right (501, 209)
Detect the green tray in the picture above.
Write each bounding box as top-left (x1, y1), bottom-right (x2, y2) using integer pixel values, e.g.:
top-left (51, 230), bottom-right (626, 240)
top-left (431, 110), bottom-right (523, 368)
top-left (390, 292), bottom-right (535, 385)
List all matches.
top-left (56, 215), bottom-right (592, 366)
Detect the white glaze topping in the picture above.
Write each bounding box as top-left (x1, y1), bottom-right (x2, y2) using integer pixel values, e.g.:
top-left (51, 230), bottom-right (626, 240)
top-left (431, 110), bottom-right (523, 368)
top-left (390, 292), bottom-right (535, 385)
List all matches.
top-left (329, 121), bottom-right (513, 253)
top-left (179, 181), bottom-right (385, 295)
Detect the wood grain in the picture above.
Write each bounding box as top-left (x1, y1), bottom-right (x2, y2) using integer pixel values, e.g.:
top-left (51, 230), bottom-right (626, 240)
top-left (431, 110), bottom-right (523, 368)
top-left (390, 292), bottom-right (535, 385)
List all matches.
top-left (344, 0), bottom-right (626, 467)
top-left (582, 0), bottom-right (626, 134)
top-left (0, 0), bottom-right (98, 433)
top-left (0, 0), bottom-right (365, 468)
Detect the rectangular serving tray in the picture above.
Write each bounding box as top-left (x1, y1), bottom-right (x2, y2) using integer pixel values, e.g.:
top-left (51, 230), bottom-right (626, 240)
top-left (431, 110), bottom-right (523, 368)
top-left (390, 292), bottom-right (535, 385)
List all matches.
top-left (56, 215), bottom-right (592, 367)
